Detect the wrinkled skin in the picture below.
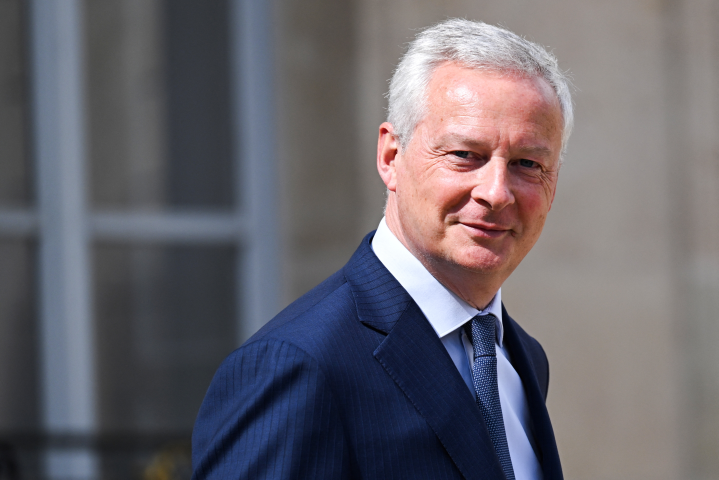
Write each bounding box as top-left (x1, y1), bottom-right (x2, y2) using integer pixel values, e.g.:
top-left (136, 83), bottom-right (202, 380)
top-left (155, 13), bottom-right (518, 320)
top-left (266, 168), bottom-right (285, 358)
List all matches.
top-left (377, 62), bottom-right (564, 309)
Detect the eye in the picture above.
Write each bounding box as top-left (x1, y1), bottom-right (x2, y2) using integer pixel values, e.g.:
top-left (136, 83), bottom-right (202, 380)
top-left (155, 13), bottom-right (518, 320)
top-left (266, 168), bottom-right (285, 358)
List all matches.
top-left (518, 159), bottom-right (537, 168)
top-left (452, 151), bottom-right (470, 159)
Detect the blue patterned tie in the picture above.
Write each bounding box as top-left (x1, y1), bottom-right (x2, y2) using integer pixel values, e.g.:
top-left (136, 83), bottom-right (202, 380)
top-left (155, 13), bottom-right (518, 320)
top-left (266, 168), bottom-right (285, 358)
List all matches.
top-left (469, 314), bottom-right (515, 480)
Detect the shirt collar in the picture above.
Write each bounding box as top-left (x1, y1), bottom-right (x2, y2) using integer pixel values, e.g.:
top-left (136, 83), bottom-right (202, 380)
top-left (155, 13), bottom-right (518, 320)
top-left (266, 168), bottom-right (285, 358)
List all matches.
top-left (371, 218), bottom-right (504, 345)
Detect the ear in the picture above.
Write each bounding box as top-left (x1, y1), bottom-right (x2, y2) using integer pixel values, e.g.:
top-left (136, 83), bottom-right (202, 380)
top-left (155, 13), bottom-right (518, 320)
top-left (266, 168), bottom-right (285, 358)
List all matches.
top-left (377, 122), bottom-right (400, 192)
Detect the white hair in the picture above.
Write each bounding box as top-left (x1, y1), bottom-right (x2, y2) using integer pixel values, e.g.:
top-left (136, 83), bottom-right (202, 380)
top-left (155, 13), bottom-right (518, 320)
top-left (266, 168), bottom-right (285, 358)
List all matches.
top-left (387, 19), bottom-right (574, 158)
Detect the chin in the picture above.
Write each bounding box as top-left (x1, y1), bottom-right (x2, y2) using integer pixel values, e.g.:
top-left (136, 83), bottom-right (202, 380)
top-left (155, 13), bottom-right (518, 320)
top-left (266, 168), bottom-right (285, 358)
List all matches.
top-left (449, 249), bottom-right (511, 275)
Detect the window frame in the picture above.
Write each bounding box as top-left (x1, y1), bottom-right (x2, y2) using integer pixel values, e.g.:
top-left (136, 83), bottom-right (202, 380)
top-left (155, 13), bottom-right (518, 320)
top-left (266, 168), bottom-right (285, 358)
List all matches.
top-left (0, 0), bottom-right (279, 477)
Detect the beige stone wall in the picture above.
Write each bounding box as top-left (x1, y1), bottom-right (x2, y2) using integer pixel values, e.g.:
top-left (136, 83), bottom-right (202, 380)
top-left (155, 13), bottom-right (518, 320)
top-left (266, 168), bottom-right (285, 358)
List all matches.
top-left (276, 0), bottom-right (719, 478)
top-left (665, 0), bottom-right (719, 477)
top-left (275, 0), bottom-right (369, 299)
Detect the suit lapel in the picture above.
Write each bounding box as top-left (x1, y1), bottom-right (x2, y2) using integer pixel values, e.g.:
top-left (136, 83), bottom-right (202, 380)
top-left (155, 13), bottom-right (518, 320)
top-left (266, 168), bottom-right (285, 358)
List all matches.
top-left (374, 302), bottom-right (506, 480)
top-left (502, 308), bottom-right (563, 480)
top-left (344, 234), bottom-right (505, 480)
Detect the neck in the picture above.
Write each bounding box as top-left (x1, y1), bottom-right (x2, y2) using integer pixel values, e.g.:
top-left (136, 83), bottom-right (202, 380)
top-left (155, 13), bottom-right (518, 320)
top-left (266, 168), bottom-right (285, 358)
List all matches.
top-left (419, 255), bottom-right (502, 311)
top-left (384, 204), bottom-right (505, 310)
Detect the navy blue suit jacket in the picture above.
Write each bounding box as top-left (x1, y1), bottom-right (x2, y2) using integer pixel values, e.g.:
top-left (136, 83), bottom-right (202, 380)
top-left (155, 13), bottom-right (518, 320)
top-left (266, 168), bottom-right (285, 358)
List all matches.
top-left (192, 232), bottom-right (562, 479)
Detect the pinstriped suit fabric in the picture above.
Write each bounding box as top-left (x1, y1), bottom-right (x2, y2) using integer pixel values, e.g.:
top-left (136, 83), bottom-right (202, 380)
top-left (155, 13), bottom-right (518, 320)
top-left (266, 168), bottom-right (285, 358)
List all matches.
top-left (192, 232), bottom-right (562, 480)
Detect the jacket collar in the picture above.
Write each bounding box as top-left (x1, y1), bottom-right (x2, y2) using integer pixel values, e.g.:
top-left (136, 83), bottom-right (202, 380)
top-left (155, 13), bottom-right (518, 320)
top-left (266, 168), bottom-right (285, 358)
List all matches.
top-left (344, 232), bottom-right (506, 479)
top-left (345, 232), bottom-right (564, 480)
top-left (343, 231), bottom-right (413, 334)
top-left (502, 306), bottom-right (564, 480)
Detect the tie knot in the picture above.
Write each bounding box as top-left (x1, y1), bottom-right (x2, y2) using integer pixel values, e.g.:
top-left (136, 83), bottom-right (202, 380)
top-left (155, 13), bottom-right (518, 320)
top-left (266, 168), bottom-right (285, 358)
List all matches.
top-left (468, 314), bottom-right (496, 358)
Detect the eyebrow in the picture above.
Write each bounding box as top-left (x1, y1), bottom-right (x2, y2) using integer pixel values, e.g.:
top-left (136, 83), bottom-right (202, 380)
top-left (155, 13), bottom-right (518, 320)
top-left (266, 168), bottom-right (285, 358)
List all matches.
top-left (513, 144), bottom-right (553, 157)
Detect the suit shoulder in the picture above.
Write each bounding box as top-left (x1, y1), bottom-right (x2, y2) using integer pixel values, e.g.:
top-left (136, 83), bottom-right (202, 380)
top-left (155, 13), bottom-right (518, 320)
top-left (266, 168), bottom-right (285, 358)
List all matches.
top-left (505, 315), bottom-right (550, 399)
top-left (192, 337), bottom-right (352, 478)
top-left (239, 267), bottom-right (368, 363)
top-left (249, 268), bottom-right (352, 339)
top-left (508, 317), bottom-right (546, 357)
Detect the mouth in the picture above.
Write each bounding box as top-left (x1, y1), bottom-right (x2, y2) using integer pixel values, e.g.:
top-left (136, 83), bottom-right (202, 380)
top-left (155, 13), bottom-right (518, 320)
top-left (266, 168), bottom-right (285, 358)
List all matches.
top-left (458, 221), bottom-right (513, 239)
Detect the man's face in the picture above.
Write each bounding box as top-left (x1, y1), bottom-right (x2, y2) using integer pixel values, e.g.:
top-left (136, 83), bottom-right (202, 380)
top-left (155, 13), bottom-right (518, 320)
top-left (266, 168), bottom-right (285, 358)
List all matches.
top-left (381, 63), bottom-right (564, 284)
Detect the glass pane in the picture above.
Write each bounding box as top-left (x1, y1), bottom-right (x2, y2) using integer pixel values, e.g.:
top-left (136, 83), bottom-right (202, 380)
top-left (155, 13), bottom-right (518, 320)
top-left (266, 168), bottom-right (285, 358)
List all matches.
top-left (0, 240), bottom-right (38, 432)
top-left (0, 1), bottom-right (32, 206)
top-left (94, 243), bottom-right (237, 435)
top-left (85, 0), bottom-right (168, 209)
top-left (86, 0), bottom-right (235, 210)
top-left (164, 0), bottom-right (234, 208)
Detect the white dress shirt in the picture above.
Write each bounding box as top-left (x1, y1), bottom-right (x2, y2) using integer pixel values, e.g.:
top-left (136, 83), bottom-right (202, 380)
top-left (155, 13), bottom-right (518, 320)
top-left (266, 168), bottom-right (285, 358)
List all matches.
top-left (372, 218), bottom-right (543, 480)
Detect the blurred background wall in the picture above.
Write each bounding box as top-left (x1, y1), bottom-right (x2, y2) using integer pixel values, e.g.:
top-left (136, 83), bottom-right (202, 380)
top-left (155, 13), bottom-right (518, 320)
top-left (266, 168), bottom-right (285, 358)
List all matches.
top-left (0, 0), bottom-right (718, 479)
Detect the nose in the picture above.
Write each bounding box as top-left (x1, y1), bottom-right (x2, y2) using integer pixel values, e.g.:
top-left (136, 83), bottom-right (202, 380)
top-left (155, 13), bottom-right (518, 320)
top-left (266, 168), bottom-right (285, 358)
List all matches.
top-left (471, 158), bottom-right (515, 211)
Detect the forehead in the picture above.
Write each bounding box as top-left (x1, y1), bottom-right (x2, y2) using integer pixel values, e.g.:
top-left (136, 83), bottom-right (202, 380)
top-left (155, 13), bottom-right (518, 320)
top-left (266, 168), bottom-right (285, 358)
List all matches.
top-left (422, 63), bottom-right (563, 149)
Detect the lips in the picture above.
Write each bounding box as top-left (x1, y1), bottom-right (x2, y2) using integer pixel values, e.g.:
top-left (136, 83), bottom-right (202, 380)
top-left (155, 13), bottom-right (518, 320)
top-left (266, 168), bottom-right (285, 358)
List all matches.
top-left (458, 221), bottom-right (513, 238)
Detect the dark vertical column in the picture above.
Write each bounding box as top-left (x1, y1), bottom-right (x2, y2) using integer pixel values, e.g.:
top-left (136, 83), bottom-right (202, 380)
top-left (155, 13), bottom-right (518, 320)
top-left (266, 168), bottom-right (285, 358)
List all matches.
top-left (164, 0), bottom-right (234, 209)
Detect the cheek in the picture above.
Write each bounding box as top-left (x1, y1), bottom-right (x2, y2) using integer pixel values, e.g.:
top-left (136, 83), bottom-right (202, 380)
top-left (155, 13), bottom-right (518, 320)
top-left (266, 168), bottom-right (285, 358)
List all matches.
top-left (517, 187), bottom-right (552, 228)
top-left (396, 167), bottom-right (424, 209)
top-left (428, 167), bottom-right (475, 201)
top-left (400, 162), bottom-right (447, 204)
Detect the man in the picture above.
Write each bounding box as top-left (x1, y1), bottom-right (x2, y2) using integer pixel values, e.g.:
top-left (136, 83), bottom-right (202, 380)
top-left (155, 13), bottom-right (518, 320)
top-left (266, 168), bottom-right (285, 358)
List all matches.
top-left (192, 18), bottom-right (572, 480)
